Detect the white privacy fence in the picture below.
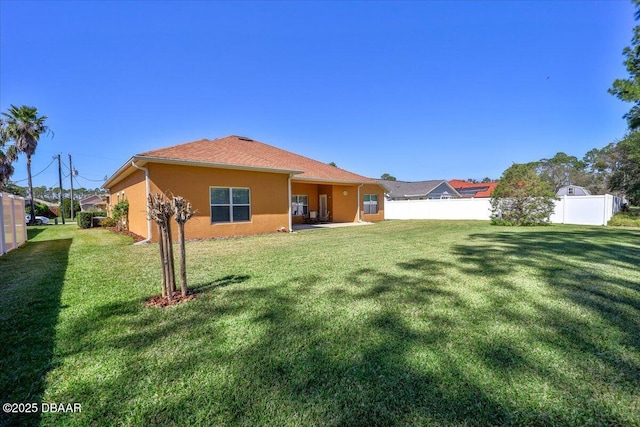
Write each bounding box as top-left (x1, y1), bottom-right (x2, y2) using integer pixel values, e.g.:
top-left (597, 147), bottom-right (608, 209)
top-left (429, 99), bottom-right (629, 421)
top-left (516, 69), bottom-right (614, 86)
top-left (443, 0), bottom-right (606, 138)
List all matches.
top-left (385, 194), bottom-right (623, 226)
top-left (1, 192), bottom-right (27, 255)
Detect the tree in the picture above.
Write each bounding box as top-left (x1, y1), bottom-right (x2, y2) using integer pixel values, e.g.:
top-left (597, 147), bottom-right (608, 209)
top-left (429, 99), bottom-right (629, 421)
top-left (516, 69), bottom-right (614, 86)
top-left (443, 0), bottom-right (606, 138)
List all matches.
top-left (608, 132), bottom-right (640, 204)
top-left (490, 163), bottom-right (557, 226)
top-left (609, 0), bottom-right (640, 130)
top-left (1, 105), bottom-right (51, 224)
top-left (148, 193), bottom-right (176, 301)
top-left (0, 118), bottom-right (18, 190)
top-left (328, 162), bottom-right (337, 167)
top-left (61, 198), bottom-right (80, 219)
top-left (481, 177), bottom-right (493, 183)
top-left (172, 196), bottom-right (195, 297)
top-left (380, 173), bottom-right (396, 181)
top-left (534, 152), bottom-right (588, 191)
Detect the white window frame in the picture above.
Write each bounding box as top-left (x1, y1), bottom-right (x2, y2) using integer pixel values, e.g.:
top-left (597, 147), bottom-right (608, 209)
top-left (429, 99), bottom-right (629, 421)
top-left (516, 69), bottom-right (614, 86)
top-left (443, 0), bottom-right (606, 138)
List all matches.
top-left (363, 194), bottom-right (378, 215)
top-left (291, 195), bottom-right (309, 216)
top-left (210, 187), bottom-right (251, 224)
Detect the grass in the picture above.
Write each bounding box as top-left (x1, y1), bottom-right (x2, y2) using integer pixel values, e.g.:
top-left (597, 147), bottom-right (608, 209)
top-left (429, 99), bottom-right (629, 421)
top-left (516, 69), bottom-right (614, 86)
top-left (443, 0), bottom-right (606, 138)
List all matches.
top-left (1, 221), bottom-right (639, 426)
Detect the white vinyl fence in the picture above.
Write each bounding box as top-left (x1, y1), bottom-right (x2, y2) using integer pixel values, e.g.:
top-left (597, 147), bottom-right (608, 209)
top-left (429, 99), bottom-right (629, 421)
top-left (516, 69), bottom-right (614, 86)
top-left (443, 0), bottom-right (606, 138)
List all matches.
top-left (1, 192), bottom-right (27, 255)
top-left (385, 194), bottom-right (623, 226)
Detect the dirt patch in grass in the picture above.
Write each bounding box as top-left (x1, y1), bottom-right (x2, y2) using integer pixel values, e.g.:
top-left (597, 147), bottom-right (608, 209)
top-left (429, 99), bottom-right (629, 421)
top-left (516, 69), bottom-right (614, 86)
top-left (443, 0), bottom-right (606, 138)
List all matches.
top-left (144, 290), bottom-right (196, 308)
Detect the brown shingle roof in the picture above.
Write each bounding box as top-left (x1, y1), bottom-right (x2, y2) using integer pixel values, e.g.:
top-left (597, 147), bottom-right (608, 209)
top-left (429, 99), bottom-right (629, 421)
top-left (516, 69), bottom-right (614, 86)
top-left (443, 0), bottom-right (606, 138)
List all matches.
top-left (138, 135), bottom-right (375, 183)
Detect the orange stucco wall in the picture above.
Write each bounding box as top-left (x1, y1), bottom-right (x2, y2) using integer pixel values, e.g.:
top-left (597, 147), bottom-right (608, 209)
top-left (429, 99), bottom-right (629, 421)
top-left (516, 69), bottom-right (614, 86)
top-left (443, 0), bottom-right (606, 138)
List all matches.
top-left (331, 185), bottom-right (358, 222)
top-left (108, 169), bottom-right (148, 238)
top-left (109, 164), bottom-right (290, 241)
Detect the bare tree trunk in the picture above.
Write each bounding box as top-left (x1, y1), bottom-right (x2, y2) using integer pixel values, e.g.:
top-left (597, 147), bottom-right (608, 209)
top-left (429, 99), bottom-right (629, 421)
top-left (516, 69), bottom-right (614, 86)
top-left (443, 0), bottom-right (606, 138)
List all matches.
top-left (157, 223), bottom-right (168, 298)
top-left (178, 222), bottom-right (188, 296)
top-left (166, 220), bottom-right (176, 294)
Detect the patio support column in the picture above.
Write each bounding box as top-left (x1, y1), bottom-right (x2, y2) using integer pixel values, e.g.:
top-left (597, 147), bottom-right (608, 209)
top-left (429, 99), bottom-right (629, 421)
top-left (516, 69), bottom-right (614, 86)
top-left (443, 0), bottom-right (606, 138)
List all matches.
top-left (357, 183), bottom-right (363, 222)
top-left (288, 174), bottom-right (293, 232)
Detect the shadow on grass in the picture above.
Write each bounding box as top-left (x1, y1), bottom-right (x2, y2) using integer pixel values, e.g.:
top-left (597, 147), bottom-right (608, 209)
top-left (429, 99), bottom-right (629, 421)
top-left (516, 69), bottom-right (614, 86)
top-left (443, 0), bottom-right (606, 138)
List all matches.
top-left (39, 227), bottom-right (640, 426)
top-left (453, 228), bottom-right (640, 389)
top-left (26, 226), bottom-right (46, 240)
top-left (192, 274), bottom-right (251, 293)
top-left (0, 238), bottom-right (71, 427)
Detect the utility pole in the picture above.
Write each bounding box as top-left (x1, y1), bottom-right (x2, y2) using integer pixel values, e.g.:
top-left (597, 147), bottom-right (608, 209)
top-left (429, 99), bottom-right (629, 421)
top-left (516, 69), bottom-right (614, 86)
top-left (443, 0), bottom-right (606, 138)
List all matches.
top-left (57, 154), bottom-right (65, 225)
top-left (69, 154), bottom-right (74, 221)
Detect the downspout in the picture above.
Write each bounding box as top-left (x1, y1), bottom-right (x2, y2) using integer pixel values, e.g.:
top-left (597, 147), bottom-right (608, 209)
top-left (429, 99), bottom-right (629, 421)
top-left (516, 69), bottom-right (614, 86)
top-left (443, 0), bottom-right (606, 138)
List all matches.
top-left (131, 160), bottom-right (153, 244)
top-left (288, 173), bottom-right (293, 232)
top-left (357, 183), bottom-right (364, 222)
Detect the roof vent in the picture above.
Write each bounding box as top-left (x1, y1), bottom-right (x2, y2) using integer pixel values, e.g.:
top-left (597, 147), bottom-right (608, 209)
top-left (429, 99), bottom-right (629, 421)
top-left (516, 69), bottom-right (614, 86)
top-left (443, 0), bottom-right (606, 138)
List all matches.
top-left (237, 136), bottom-right (253, 141)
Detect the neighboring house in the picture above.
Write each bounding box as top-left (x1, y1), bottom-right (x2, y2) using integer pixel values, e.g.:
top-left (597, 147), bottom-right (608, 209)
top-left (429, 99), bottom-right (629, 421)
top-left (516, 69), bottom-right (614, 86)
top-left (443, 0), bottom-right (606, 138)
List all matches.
top-left (377, 180), bottom-right (460, 200)
top-left (27, 198), bottom-right (60, 216)
top-left (80, 195), bottom-right (108, 211)
top-left (556, 185), bottom-right (591, 196)
top-left (449, 179), bottom-right (498, 198)
top-left (103, 135), bottom-right (385, 242)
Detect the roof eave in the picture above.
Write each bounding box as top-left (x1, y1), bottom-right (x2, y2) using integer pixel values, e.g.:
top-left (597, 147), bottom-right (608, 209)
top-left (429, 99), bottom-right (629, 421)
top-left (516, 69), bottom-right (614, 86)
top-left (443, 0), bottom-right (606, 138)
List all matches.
top-left (103, 155), bottom-right (305, 190)
top-left (292, 176), bottom-right (377, 185)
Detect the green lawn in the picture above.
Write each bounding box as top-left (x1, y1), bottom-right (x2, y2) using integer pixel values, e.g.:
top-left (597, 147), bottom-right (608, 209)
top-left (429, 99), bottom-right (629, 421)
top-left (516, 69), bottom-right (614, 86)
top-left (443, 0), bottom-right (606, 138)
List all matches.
top-left (1, 221), bottom-right (639, 426)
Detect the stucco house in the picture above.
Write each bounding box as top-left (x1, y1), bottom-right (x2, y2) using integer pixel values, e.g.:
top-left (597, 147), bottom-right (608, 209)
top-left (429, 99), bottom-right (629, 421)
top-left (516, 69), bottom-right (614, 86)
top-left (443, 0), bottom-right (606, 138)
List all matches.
top-left (448, 179), bottom-right (498, 198)
top-left (377, 180), bottom-right (460, 200)
top-left (103, 135), bottom-right (385, 242)
top-left (80, 195), bottom-right (108, 212)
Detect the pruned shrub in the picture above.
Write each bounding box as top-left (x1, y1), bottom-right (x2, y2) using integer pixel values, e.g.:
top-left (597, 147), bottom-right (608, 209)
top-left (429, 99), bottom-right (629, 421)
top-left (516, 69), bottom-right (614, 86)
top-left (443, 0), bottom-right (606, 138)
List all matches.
top-left (99, 217), bottom-right (117, 227)
top-left (77, 212), bottom-right (93, 229)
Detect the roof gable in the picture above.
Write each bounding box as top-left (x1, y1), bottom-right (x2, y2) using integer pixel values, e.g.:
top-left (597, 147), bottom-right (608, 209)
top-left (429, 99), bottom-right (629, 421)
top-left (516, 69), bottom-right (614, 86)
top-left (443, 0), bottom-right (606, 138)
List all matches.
top-left (378, 179), bottom-right (460, 199)
top-left (138, 136), bottom-right (375, 183)
top-left (449, 179), bottom-right (498, 198)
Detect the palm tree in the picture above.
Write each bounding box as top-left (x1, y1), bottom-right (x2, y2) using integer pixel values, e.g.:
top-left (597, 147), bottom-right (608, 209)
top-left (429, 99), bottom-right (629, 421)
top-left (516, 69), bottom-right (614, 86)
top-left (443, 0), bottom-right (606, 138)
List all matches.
top-left (0, 118), bottom-right (19, 190)
top-left (2, 105), bottom-right (52, 224)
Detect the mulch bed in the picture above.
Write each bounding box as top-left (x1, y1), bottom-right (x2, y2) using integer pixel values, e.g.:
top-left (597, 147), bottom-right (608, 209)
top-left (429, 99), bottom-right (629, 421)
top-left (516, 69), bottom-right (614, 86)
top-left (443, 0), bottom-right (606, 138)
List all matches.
top-left (105, 227), bottom-right (146, 243)
top-left (145, 290), bottom-right (196, 308)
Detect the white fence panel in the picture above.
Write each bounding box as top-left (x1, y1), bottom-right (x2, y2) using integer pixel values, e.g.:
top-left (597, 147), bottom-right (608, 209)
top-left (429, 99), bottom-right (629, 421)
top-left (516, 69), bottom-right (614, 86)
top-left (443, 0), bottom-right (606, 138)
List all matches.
top-left (1, 192), bottom-right (27, 255)
top-left (385, 198), bottom-right (491, 220)
top-left (385, 195), bottom-right (623, 226)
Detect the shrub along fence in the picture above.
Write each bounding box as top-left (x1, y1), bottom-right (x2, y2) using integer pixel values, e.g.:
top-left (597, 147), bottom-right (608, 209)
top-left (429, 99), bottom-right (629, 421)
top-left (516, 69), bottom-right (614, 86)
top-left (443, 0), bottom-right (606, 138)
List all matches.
top-left (385, 194), bottom-right (623, 226)
top-left (1, 192), bottom-right (27, 255)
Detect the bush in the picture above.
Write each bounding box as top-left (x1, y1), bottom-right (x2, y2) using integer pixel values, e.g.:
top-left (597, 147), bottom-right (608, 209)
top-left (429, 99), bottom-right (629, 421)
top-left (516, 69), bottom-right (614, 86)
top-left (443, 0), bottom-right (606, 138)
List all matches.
top-left (99, 217), bottom-right (117, 227)
top-left (113, 200), bottom-right (129, 231)
top-left (62, 198), bottom-right (81, 219)
top-left (77, 212), bottom-right (93, 229)
top-left (490, 163), bottom-right (556, 226)
top-left (608, 211), bottom-right (640, 227)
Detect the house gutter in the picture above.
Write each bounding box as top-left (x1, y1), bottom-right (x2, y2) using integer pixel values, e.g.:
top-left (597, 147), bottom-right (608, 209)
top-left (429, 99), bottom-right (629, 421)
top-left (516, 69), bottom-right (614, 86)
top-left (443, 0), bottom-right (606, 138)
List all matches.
top-left (131, 160), bottom-right (152, 244)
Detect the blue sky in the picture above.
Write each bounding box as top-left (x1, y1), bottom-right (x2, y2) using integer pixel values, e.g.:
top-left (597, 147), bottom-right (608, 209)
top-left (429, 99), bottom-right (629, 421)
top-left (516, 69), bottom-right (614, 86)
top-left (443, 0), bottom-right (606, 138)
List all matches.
top-left (0, 0), bottom-right (635, 190)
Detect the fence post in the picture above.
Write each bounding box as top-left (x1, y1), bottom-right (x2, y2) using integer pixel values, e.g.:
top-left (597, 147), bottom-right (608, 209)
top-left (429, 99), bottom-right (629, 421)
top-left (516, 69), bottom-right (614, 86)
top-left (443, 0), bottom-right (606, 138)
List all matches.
top-left (9, 194), bottom-right (18, 251)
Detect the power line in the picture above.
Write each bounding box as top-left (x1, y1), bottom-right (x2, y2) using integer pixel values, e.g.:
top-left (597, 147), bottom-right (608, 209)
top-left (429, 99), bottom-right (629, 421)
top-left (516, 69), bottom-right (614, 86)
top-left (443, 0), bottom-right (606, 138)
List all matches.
top-left (11, 157), bottom-right (57, 183)
top-left (76, 174), bottom-right (106, 183)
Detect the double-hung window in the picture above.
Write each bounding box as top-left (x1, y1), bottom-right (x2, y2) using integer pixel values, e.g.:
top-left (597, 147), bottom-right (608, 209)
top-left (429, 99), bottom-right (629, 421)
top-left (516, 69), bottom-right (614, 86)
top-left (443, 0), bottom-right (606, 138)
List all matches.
top-left (363, 194), bottom-right (378, 214)
top-left (210, 187), bottom-right (251, 223)
top-left (291, 195), bottom-right (308, 216)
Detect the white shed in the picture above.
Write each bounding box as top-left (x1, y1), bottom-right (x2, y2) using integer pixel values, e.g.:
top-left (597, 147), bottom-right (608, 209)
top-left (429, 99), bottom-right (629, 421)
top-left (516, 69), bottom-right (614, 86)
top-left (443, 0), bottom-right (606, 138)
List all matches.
top-left (556, 185), bottom-right (591, 197)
